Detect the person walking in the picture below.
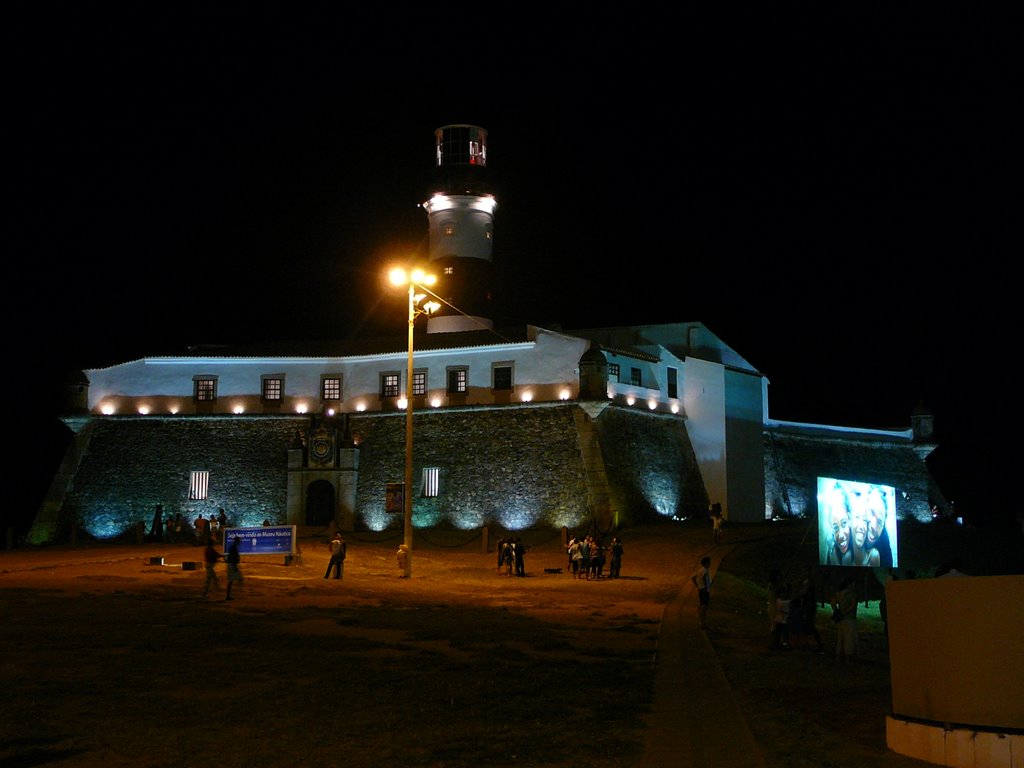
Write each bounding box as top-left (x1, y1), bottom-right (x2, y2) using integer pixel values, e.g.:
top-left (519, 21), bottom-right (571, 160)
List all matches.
top-left (225, 537), bottom-right (242, 600)
top-left (691, 556), bottom-right (713, 630)
top-left (202, 539), bottom-right (222, 598)
top-left (324, 532), bottom-right (346, 579)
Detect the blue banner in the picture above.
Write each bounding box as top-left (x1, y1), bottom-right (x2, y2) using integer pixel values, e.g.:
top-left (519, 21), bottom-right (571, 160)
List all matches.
top-left (223, 526), bottom-right (296, 555)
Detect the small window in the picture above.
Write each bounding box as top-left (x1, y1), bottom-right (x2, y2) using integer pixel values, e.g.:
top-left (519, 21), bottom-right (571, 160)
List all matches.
top-left (447, 368), bottom-right (467, 394)
top-left (443, 266), bottom-right (454, 275)
top-left (262, 376), bottom-right (284, 401)
top-left (422, 467), bottom-right (440, 497)
top-left (484, 224), bottom-right (493, 240)
top-left (412, 370), bottom-right (427, 396)
top-left (194, 377), bottom-right (217, 402)
top-left (608, 363), bottom-right (620, 383)
top-left (321, 376), bottom-right (342, 401)
top-left (493, 365), bottom-right (513, 391)
top-left (381, 372), bottom-right (400, 398)
top-left (189, 471), bottom-right (210, 500)
top-left (667, 367), bottom-right (678, 399)
top-left (630, 367), bottom-right (642, 387)
top-left (442, 222), bottom-right (456, 236)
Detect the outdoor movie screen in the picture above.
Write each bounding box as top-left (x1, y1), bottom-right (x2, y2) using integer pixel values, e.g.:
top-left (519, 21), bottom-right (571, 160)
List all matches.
top-left (817, 477), bottom-right (898, 568)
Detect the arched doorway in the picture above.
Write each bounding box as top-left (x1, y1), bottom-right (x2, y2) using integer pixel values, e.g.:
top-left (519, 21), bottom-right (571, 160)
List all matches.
top-left (305, 479), bottom-right (335, 526)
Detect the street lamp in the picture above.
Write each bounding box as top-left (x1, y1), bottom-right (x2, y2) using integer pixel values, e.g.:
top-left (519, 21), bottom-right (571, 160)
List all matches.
top-left (388, 266), bottom-right (439, 578)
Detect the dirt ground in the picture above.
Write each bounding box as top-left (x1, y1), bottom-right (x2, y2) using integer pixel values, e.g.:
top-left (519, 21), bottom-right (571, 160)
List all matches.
top-left (0, 521), bottom-right (942, 768)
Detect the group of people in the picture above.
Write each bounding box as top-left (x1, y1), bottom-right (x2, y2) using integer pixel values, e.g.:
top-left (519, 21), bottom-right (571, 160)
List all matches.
top-left (566, 535), bottom-right (623, 580)
top-left (825, 483), bottom-right (893, 567)
top-left (765, 566), bottom-right (825, 652)
top-left (496, 537), bottom-right (528, 577)
top-left (149, 504), bottom-right (232, 545)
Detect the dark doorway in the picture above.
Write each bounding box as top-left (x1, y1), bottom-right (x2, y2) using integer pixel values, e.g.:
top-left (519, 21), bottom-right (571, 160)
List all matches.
top-left (305, 479), bottom-right (335, 526)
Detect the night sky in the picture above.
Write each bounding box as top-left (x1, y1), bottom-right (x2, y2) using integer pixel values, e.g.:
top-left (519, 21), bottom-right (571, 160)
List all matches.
top-left (9, 6), bottom-right (1013, 533)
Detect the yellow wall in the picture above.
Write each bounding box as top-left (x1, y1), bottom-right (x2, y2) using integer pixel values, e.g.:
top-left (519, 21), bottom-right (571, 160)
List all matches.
top-left (887, 575), bottom-right (1024, 730)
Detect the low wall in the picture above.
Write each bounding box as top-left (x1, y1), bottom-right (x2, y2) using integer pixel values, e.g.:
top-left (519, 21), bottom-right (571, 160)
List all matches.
top-left (886, 575), bottom-right (1024, 766)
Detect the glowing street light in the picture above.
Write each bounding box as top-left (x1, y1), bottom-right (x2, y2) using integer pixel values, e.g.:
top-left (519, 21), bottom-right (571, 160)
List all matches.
top-left (388, 266), bottom-right (439, 577)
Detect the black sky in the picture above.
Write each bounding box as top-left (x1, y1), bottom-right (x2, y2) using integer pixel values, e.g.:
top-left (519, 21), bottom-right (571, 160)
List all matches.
top-left (10, 5), bottom-right (1014, 531)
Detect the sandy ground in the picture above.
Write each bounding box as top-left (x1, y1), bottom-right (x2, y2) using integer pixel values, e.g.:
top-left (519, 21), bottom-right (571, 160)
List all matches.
top-left (0, 522), bottom-right (935, 768)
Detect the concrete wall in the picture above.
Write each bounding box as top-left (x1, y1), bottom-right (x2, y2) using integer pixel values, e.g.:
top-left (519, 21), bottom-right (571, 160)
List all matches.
top-left (887, 575), bottom-right (1024, 731)
top-left (885, 575), bottom-right (1024, 767)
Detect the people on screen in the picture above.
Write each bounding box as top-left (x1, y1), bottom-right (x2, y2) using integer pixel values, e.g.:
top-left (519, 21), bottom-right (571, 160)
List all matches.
top-left (826, 484), bottom-right (853, 566)
top-left (864, 485), bottom-right (893, 567)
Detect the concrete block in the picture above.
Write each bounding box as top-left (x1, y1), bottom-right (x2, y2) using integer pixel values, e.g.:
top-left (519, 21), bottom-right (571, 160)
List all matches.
top-left (181, 561), bottom-right (197, 571)
top-left (887, 716), bottom-right (946, 765)
top-left (973, 731), bottom-right (1012, 768)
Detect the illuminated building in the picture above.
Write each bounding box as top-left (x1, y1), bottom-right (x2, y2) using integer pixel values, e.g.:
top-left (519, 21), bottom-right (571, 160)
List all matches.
top-left (29, 126), bottom-right (943, 543)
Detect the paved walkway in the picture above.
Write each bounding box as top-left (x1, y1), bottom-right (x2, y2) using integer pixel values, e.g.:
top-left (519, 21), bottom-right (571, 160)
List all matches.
top-left (641, 548), bottom-right (766, 768)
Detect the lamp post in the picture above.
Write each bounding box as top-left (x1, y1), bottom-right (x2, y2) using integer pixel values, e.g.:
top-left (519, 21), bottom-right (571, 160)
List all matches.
top-left (389, 267), bottom-right (438, 578)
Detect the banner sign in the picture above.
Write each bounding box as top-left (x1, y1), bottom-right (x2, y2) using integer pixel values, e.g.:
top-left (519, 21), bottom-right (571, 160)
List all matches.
top-left (223, 526), bottom-right (296, 556)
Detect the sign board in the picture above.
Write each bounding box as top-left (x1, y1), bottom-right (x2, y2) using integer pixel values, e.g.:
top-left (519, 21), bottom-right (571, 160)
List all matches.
top-left (223, 526), bottom-right (296, 556)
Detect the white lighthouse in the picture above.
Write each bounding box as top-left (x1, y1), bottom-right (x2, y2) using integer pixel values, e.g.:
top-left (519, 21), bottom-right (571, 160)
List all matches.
top-left (421, 124), bottom-right (497, 334)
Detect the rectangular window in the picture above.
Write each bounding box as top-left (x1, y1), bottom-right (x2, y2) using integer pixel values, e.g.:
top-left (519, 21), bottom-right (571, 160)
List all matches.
top-left (412, 370), bottom-right (427, 396)
top-left (667, 367), bottom-right (678, 399)
top-left (189, 471), bottom-right (209, 500)
top-left (422, 467), bottom-right (440, 497)
top-left (321, 376), bottom-right (342, 401)
top-left (608, 363), bottom-right (620, 383)
top-left (447, 368), bottom-right (467, 394)
top-left (493, 365), bottom-right (513, 391)
top-left (630, 367), bottom-right (642, 386)
top-left (443, 266), bottom-right (454, 275)
top-left (442, 223), bottom-right (456, 236)
top-left (194, 377), bottom-right (217, 402)
top-left (381, 372), bottom-right (400, 398)
top-left (262, 376), bottom-right (283, 401)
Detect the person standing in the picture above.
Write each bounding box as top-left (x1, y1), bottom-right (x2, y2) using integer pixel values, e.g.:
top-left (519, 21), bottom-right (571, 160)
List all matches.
top-left (202, 539), bottom-right (222, 598)
top-left (569, 537), bottom-right (582, 579)
top-left (513, 537), bottom-right (526, 577)
top-left (832, 576), bottom-right (859, 662)
top-left (225, 537), bottom-right (242, 600)
top-left (797, 565), bottom-right (824, 653)
top-left (194, 513), bottom-right (208, 545)
top-left (609, 537), bottom-right (624, 578)
top-left (691, 556), bottom-right (713, 630)
top-left (149, 504), bottom-right (164, 541)
top-left (324, 532), bottom-right (346, 579)
top-left (710, 502), bottom-right (724, 544)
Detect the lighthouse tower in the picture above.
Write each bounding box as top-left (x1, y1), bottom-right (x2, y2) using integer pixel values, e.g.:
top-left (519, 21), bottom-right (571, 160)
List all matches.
top-left (421, 125), bottom-right (497, 334)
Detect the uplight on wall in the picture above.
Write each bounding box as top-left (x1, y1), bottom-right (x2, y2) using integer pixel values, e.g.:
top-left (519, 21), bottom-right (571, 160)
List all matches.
top-left (559, 389), bottom-right (571, 401)
top-left (233, 404), bottom-right (245, 414)
top-left (647, 399), bottom-right (658, 410)
top-left (101, 403), bottom-right (115, 415)
top-left (295, 403), bottom-right (308, 414)
top-left (670, 403), bottom-right (680, 414)
top-left (397, 397), bottom-right (408, 409)
top-left (138, 405), bottom-right (151, 415)
top-left (430, 397), bottom-right (442, 408)
top-left (356, 402), bottom-right (366, 412)
top-left (626, 395), bottom-right (636, 406)
top-left (521, 391), bottom-right (533, 402)
top-left (327, 408), bottom-right (336, 417)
